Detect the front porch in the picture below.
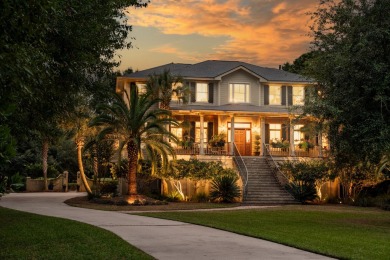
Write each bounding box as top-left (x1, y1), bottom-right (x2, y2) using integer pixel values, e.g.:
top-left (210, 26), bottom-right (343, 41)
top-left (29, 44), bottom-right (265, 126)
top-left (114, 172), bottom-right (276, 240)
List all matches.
top-left (170, 112), bottom-right (329, 158)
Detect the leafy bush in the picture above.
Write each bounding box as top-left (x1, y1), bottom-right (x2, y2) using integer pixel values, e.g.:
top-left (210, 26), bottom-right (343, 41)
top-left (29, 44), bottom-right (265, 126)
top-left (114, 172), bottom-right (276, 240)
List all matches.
top-left (210, 175), bottom-right (241, 203)
top-left (10, 183), bottom-right (26, 192)
top-left (354, 180), bottom-right (390, 209)
top-left (279, 160), bottom-right (333, 202)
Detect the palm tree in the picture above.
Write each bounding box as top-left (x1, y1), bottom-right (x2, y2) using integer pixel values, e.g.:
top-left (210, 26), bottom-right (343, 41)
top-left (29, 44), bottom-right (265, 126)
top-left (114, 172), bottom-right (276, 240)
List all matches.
top-left (145, 69), bottom-right (188, 110)
top-left (90, 87), bottom-right (178, 195)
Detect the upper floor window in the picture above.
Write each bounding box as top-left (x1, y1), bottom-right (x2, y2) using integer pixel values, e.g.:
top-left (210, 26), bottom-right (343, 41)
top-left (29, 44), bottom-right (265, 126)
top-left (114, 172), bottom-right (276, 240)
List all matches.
top-left (229, 83), bottom-right (249, 103)
top-left (293, 87), bottom-right (304, 105)
top-left (171, 83), bottom-right (183, 101)
top-left (196, 83), bottom-right (208, 102)
top-left (269, 86), bottom-right (281, 105)
top-left (190, 82), bottom-right (214, 103)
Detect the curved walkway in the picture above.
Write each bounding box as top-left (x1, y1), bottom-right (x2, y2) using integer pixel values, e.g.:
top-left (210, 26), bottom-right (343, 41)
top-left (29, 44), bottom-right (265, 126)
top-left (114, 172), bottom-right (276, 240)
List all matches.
top-left (0, 192), bottom-right (333, 260)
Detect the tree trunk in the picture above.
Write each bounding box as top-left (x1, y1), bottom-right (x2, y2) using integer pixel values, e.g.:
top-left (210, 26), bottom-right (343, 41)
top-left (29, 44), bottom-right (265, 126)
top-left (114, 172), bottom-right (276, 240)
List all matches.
top-left (76, 138), bottom-right (92, 194)
top-left (42, 139), bottom-right (49, 191)
top-left (127, 140), bottom-right (138, 195)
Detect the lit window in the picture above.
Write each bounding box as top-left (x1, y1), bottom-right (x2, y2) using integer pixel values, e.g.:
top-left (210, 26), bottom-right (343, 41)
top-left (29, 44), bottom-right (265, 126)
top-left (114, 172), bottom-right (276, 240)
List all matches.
top-left (229, 83), bottom-right (250, 103)
top-left (195, 122), bottom-right (208, 143)
top-left (293, 124), bottom-right (304, 144)
top-left (293, 87), bottom-right (304, 105)
top-left (269, 86), bottom-right (281, 105)
top-left (196, 83), bottom-right (208, 102)
top-left (269, 124), bottom-right (281, 142)
top-left (170, 126), bottom-right (183, 142)
top-left (136, 83), bottom-right (146, 94)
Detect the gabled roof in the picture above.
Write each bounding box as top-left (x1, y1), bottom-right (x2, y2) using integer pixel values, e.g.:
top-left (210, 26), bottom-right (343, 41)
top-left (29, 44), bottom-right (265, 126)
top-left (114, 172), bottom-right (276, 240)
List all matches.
top-left (126, 60), bottom-right (313, 83)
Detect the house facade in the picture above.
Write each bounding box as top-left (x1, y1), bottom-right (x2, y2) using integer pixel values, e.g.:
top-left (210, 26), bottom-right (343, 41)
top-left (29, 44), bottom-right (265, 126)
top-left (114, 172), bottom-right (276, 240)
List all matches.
top-left (117, 60), bottom-right (328, 159)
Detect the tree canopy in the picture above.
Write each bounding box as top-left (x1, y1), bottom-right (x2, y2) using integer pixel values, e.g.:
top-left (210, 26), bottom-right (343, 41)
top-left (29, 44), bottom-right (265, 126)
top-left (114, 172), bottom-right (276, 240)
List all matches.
top-left (304, 0), bottom-right (390, 167)
top-left (0, 0), bottom-right (147, 184)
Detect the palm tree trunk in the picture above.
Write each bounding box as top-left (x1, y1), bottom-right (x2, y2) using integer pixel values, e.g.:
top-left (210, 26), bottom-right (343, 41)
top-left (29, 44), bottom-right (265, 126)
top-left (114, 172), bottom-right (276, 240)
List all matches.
top-left (76, 138), bottom-right (92, 194)
top-left (42, 139), bottom-right (49, 191)
top-left (127, 140), bottom-right (138, 195)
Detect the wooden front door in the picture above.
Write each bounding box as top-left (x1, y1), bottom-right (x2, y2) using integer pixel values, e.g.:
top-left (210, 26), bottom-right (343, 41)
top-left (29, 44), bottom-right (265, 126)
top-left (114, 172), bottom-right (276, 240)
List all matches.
top-left (234, 129), bottom-right (251, 156)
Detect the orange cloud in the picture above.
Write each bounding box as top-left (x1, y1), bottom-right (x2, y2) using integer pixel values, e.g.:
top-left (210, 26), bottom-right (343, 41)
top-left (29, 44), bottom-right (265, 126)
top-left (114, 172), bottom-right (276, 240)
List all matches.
top-left (127, 0), bottom-right (318, 67)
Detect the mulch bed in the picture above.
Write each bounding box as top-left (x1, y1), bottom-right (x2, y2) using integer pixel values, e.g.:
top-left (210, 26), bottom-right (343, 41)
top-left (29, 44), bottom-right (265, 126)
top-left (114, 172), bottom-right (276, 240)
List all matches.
top-left (65, 195), bottom-right (239, 212)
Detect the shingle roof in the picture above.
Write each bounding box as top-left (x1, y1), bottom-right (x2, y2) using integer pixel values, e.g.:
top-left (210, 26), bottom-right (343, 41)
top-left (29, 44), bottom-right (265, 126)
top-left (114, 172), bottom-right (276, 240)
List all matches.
top-left (127, 60), bottom-right (313, 83)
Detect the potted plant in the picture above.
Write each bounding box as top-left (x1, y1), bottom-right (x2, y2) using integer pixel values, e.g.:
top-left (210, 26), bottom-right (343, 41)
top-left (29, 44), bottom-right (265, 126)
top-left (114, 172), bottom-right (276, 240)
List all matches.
top-left (298, 140), bottom-right (314, 151)
top-left (253, 134), bottom-right (261, 156)
top-left (209, 132), bottom-right (226, 147)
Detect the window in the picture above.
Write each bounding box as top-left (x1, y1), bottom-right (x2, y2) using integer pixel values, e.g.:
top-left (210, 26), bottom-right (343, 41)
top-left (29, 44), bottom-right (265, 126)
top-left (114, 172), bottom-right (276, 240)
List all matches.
top-left (229, 83), bottom-right (250, 103)
top-left (136, 83), bottom-right (146, 94)
top-left (293, 124), bottom-right (304, 144)
top-left (269, 86), bottom-right (281, 105)
top-left (171, 83), bottom-right (183, 101)
top-left (195, 122), bottom-right (208, 143)
top-left (269, 124), bottom-right (281, 142)
top-left (196, 83), bottom-right (208, 102)
top-left (293, 86), bottom-right (304, 105)
top-left (170, 126), bottom-right (183, 142)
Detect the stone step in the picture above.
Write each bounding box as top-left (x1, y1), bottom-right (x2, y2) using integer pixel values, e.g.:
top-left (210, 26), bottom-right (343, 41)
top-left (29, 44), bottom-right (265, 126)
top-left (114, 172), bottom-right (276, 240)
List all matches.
top-left (235, 156), bottom-right (297, 205)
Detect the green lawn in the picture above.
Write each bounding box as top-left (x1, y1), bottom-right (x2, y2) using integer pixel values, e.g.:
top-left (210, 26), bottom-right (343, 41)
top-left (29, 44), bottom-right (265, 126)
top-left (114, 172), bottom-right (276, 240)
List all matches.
top-left (137, 205), bottom-right (390, 260)
top-left (0, 207), bottom-right (154, 260)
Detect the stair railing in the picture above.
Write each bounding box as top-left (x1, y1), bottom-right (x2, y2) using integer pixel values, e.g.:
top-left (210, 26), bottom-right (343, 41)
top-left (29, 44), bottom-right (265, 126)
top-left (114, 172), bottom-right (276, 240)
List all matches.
top-left (233, 143), bottom-right (249, 199)
top-left (263, 143), bottom-right (290, 189)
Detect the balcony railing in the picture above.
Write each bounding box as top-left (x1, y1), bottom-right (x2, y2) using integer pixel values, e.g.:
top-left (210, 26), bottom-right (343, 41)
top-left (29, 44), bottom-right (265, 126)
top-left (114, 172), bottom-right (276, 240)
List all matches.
top-left (265, 144), bottom-right (328, 158)
top-left (175, 143), bottom-right (231, 156)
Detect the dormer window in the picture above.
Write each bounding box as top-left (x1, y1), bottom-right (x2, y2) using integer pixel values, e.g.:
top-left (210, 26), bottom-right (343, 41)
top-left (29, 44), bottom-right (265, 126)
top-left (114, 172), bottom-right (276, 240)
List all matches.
top-left (190, 82), bottom-right (214, 103)
top-left (229, 83), bottom-right (249, 103)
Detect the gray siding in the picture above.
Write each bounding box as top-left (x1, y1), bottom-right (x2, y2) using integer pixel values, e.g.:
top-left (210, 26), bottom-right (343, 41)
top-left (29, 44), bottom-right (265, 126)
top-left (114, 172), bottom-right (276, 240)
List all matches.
top-left (220, 70), bottom-right (260, 105)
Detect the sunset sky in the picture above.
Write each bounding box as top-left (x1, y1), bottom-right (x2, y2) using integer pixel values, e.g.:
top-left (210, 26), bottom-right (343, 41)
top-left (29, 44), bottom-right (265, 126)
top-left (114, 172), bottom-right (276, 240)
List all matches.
top-left (117, 0), bottom-right (319, 71)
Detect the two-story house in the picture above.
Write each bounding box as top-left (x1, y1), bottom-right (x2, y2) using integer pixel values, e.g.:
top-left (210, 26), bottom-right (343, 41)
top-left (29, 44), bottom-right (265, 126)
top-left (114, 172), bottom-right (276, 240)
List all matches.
top-left (117, 60), bottom-right (326, 158)
top-left (116, 60), bottom-right (335, 203)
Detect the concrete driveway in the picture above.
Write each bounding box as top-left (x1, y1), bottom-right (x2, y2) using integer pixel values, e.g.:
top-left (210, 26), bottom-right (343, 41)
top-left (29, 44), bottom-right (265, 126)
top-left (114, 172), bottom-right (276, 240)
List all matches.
top-left (0, 192), bottom-right (334, 260)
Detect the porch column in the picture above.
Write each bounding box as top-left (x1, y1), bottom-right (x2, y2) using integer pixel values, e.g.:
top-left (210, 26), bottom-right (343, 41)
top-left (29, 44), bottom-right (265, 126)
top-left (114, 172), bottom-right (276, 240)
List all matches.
top-left (318, 130), bottom-right (323, 157)
top-left (199, 114), bottom-right (204, 155)
top-left (230, 115), bottom-right (235, 155)
top-left (289, 118), bottom-right (296, 157)
top-left (260, 117), bottom-right (265, 156)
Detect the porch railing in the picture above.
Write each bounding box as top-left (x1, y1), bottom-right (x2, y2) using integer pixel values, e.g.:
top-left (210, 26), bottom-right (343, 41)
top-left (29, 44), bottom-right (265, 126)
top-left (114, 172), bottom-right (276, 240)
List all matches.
top-left (233, 142), bottom-right (248, 200)
top-left (174, 143), bottom-right (230, 156)
top-left (264, 144), bottom-right (327, 158)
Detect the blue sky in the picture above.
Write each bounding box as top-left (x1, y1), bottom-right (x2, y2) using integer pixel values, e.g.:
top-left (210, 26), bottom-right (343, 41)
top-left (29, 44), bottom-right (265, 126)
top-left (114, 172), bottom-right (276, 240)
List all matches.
top-left (116, 0), bottom-right (318, 71)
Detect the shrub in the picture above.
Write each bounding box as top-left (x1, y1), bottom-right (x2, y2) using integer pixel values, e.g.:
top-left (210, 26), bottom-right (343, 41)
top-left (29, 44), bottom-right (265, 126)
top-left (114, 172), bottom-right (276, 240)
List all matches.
top-left (10, 183), bottom-right (26, 192)
top-left (285, 181), bottom-right (318, 203)
top-left (210, 175), bottom-right (241, 203)
top-left (354, 180), bottom-right (390, 209)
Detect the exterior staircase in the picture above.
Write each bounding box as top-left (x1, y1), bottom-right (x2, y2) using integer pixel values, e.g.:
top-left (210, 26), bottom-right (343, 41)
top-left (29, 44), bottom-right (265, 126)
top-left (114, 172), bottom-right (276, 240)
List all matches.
top-left (238, 156), bottom-right (297, 205)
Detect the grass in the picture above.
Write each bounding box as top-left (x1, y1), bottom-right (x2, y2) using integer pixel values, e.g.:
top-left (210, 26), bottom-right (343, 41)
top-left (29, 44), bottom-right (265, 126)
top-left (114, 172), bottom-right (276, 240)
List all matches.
top-left (0, 207), bottom-right (154, 260)
top-left (137, 205), bottom-right (390, 260)
top-left (65, 195), bottom-right (239, 211)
